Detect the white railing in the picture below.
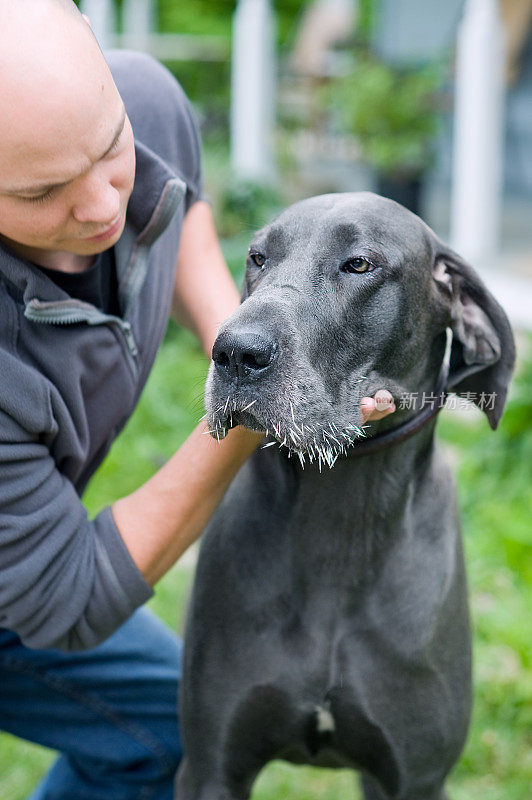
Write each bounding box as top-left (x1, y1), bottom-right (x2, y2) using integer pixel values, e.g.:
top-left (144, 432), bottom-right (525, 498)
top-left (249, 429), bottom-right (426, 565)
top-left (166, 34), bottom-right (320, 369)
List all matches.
top-left (81, 0), bottom-right (274, 180)
top-left (80, 0), bottom-right (116, 49)
top-left (230, 0), bottom-right (276, 179)
top-left (450, 0), bottom-right (506, 263)
top-left (81, 0), bottom-right (228, 60)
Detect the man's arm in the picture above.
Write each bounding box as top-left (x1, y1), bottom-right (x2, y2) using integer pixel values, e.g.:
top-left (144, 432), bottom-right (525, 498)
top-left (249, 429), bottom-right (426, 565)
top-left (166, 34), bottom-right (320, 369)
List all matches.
top-left (171, 200), bottom-right (239, 357)
top-left (113, 422), bottom-right (262, 585)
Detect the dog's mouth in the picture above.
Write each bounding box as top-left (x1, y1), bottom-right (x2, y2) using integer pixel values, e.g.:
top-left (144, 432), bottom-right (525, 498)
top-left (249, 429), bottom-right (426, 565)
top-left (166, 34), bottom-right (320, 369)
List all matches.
top-left (207, 399), bottom-right (265, 439)
top-left (207, 394), bottom-right (368, 469)
top-left (206, 395), bottom-right (271, 441)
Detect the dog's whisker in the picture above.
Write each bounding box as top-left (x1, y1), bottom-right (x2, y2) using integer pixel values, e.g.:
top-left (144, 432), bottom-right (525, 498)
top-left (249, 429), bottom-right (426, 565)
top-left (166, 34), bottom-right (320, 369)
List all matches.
top-left (241, 400), bottom-right (257, 412)
top-left (289, 401), bottom-right (296, 424)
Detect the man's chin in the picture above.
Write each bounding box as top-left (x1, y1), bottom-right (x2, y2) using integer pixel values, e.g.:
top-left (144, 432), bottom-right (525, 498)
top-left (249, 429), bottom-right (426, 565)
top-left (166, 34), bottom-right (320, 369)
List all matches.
top-left (0, 213), bottom-right (127, 268)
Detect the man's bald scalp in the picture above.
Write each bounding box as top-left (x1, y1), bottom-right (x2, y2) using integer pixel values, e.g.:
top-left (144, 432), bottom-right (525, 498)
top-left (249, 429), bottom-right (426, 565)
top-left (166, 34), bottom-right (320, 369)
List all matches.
top-left (0, 0), bottom-right (86, 29)
top-left (51, 0), bottom-right (85, 19)
top-left (0, 0), bottom-right (82, 15)
top-left (0, 0), bottom-right (122, 194)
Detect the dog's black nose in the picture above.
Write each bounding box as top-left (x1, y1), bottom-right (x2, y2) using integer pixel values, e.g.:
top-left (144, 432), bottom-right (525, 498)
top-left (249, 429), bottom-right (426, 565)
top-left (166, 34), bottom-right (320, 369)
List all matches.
top-left (212, 330), bottom-right (277, 382)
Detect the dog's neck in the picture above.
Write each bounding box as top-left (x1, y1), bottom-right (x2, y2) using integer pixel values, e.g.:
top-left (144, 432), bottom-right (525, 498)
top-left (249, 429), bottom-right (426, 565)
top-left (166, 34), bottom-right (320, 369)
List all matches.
top-left (268, 334), bottom-right (454, 588)
top-left (277, 415), bottom-right (442, 592)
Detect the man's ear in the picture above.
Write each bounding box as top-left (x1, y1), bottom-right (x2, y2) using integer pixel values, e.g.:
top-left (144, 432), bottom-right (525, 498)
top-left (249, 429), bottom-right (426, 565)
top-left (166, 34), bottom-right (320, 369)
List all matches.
top-left (432, 246), bottom-right (515, 429)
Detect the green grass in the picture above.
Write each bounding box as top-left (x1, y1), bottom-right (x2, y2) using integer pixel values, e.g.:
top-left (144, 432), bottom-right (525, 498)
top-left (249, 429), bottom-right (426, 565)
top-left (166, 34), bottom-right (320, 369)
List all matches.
top-left (1, 315), bottom-right (531, 799)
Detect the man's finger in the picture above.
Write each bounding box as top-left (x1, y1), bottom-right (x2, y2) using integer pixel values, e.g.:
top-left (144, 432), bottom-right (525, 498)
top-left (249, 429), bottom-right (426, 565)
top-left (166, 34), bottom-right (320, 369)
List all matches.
top-left (361, 391), bottom-right (396, 423)
top-left (374, 389), bottom-right (394, 411)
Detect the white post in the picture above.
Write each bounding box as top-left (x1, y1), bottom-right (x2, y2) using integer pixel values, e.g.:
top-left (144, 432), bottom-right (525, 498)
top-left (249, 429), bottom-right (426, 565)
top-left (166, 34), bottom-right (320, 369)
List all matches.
top-left (450, 0), bottom-right (506, 264)
top-left (231, 0), bottom-right (276, 180)
top-left (80, 0), bottom-right (116, 50)
top-left (122, 0), bottom-right (155, 49)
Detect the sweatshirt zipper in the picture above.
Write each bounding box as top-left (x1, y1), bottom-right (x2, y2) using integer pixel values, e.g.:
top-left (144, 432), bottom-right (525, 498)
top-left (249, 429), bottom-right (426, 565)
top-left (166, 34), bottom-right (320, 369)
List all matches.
top-left (24, 300), bottom-right (139, 358)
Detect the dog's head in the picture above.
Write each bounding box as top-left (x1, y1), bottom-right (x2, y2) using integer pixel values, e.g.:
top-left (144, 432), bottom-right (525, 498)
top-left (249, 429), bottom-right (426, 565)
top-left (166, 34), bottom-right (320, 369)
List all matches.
top-left (206, 193), bottom-right (514, 463)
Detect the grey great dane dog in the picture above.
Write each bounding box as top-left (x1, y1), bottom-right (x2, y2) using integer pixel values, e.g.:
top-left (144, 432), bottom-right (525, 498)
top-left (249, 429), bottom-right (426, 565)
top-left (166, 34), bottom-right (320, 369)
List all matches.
top-left (176, 193), bottom-right (515, 800)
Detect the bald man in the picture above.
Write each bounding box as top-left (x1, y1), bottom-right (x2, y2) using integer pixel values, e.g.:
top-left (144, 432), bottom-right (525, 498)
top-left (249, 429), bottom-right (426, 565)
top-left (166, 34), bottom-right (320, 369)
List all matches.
top-left (0, 2), bottom-right (395, 798)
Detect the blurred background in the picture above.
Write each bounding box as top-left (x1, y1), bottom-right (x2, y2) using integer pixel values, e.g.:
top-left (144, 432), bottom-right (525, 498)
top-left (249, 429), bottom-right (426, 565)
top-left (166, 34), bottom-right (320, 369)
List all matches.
top-left (1, 2), bottom-right (530, 799)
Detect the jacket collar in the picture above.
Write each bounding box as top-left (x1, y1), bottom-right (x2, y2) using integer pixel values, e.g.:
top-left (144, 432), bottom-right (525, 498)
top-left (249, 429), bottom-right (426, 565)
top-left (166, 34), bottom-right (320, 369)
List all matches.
top-left (124, 140), bottom-right (186, 245)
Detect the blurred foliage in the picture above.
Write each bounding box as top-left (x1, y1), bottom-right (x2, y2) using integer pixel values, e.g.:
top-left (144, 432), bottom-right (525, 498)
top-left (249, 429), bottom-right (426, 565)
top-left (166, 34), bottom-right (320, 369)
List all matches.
top-left (158, 0), bottom-right (235, 37)
top-left (328, 55), bottom-right (445, 177)
top-left (440, 344), bottom-right (532, 590)
top-left (157, 0), bottom-right (311, 46)
top-left (440, 340), bottom-right (532, 799)
top-left (75, 0), bottom-right (317, 44)
top-left (460, 349), bottom-right (532, 586)
top-left (167, 59), bottom-right (232, 137)
top-left (216, 176), bottom-right (283, 237)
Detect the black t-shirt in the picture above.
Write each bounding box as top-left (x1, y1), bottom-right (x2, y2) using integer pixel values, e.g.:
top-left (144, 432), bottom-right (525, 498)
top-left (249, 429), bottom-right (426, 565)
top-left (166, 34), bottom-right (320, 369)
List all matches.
top-left (38, 248), bottom-right (120, 316)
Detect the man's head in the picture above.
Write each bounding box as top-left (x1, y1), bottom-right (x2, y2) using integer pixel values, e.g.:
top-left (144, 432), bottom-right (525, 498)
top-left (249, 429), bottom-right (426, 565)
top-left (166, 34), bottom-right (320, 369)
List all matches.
top-left (0, 0), bottom-right (135, 269)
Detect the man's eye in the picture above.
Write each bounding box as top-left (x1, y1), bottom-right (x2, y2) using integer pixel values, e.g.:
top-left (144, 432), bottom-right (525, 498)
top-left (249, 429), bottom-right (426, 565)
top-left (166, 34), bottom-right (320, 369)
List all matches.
top-left (107, 131), bottom-right (123, 157)
top-left (23, 188), bottom-right (56, 205)
top-left (341, 258), bottom-right (376, 274)
top-left (249, 251), bottom-right (266, 268)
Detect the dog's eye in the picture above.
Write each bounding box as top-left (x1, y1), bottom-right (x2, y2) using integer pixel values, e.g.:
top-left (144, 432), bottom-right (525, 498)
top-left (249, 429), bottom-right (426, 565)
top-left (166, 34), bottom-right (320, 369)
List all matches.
top-left (342, 258), bottom-right (375, 274)
top-left (248, 251), bottom-right (266, 268)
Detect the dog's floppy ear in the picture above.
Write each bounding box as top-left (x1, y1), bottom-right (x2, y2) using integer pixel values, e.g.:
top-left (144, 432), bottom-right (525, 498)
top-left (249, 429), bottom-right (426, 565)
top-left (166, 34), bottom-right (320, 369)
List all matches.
top-left (432, 246), bottom-right (515, 429)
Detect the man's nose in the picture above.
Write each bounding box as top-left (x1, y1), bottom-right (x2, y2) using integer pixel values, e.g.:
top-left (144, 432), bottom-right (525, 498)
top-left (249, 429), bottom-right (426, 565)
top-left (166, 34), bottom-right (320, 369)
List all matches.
top-left (72, 166), bottom-right (121, 225)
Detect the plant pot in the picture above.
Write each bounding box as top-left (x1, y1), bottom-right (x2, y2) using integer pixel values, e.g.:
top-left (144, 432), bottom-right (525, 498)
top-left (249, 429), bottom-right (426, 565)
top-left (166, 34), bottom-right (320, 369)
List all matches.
top-left (374, 173), bottom-right (424, 216)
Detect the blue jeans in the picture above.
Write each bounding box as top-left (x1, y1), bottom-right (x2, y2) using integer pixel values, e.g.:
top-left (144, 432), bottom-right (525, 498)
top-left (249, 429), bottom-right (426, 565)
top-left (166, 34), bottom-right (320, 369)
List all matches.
top-left (0, 608), bottom-right (182, 800)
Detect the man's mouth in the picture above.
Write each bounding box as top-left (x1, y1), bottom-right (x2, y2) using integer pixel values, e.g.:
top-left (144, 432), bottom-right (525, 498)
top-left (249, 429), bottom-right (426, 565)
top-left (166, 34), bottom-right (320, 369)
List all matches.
top-left (84, 215), bottom-right (123, 242)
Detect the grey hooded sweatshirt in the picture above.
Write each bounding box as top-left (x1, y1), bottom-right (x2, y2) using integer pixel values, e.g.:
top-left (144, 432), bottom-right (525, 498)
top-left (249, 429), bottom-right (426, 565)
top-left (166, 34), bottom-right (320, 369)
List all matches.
top-left (0, 51), bottom-right (202, 650)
